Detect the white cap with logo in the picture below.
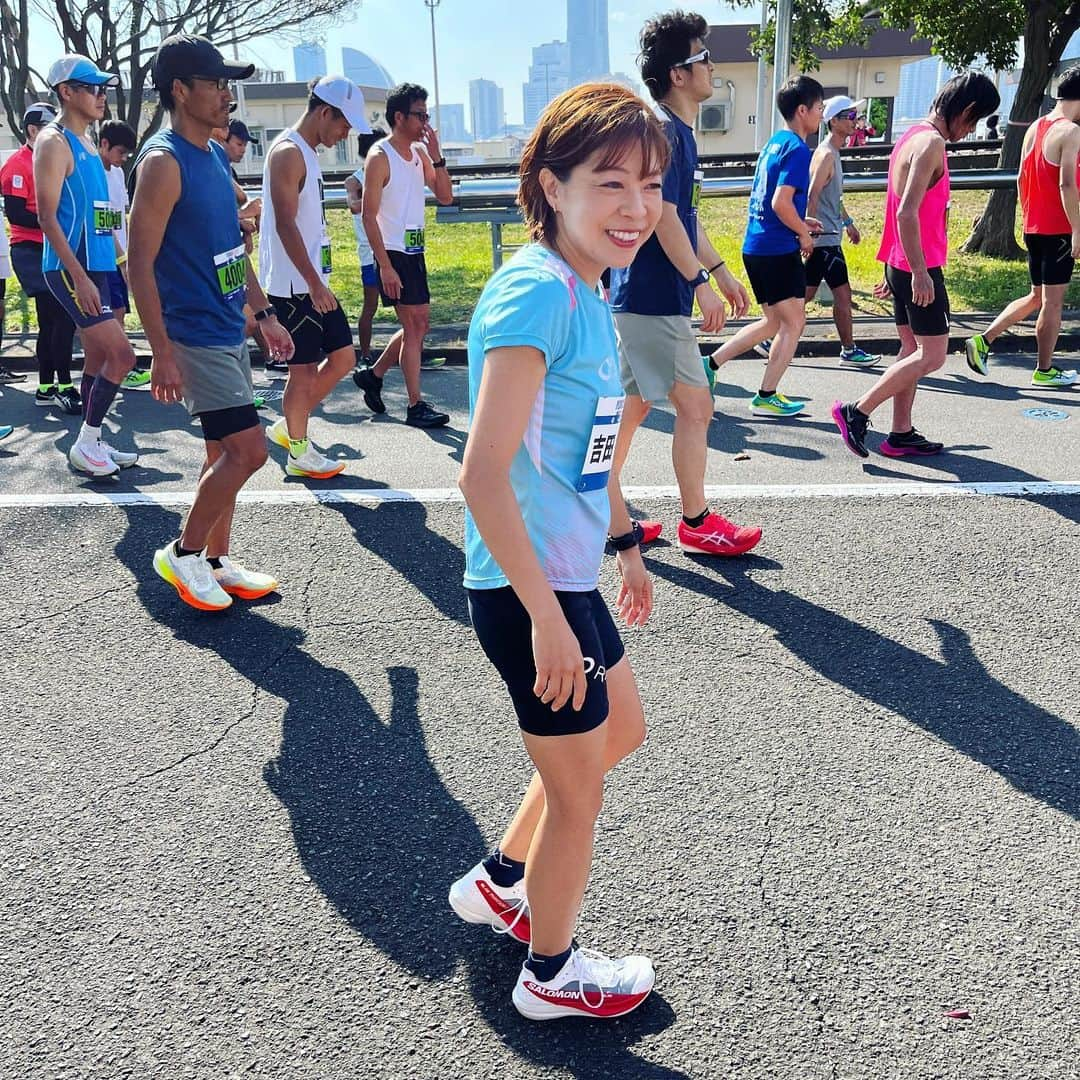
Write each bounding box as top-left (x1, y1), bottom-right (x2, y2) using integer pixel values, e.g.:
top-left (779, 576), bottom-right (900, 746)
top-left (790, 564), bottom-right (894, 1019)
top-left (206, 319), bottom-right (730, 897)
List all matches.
top-left (822, 95), bottom-right (865, 123)
top-left (312, 75), bottom-right (372, 134)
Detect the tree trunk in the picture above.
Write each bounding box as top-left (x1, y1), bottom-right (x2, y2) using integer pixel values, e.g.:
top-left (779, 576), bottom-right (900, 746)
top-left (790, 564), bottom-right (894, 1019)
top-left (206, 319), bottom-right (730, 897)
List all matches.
top-left (963, 1), bottom-right (1080, 256)
top-left (0, 0), bottom-right (35, 139)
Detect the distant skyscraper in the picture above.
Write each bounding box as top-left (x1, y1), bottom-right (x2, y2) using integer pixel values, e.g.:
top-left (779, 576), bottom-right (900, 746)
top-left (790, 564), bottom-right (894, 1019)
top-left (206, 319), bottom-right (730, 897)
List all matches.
top-left (434, 103), bottom-right (467, 142)
top-left (470, 78), bottom-right (504, 139)
top-left (341, 48), bottom-right (396, 90)
top-left (523, 40), bottom-right (570, 128)
top-left (293, 42), bottom-right (326, 83)
top-left (567, 0), bottom-right (609, 86)
top-left (896, 56), bottom-right (952, 122)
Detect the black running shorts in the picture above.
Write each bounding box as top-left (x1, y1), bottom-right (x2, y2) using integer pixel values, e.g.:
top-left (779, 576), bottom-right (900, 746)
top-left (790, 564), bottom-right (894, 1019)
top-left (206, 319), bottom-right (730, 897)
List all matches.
top-left (742, 250), bottom-right (806, 307)
top-left (44, 268), bottom-right (114, 329)
top-left (885, 264), bottom-right (950, 337)
top-left (376, 250), bottom-right (430, 307)
top-left (269, 292), bottom-right (354, 366)
top-left (804, 245), bottom-right (850, 290)
top-left (467, 586), bottom-right (625, 737)
top-left (1025, 233), bottom-right (1075, 287)
top-left (198, 403), bottom-right (260, 441)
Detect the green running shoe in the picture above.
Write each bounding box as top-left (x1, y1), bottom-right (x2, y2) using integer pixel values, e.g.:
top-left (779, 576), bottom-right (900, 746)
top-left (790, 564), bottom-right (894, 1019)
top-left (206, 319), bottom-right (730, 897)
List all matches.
top-left (840, 345), bottom-right (880, 367)
top-left (702, 355), bottom-right (717, 393)
top-left (253, 395), bottom-right (266, 409)
top-left (750, 391), bottom-right (805, 417)
top-left (1031, 365), bottom-right (1078, 387)
top-left (421, 355), bottom-right (446, 369)
top-left (964, 334), bottom-right (989, 376)
top-left (122, 368), bottom-right (152, 391)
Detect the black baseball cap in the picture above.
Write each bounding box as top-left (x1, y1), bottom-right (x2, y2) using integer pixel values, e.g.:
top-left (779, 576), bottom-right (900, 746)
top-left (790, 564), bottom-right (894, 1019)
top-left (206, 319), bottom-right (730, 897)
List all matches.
top-left (23, 102), bottom-right (58, 129)
top-left (152, 34), bottom-right (255, 91)
top-left (227, 119), bottom-right (258, 145)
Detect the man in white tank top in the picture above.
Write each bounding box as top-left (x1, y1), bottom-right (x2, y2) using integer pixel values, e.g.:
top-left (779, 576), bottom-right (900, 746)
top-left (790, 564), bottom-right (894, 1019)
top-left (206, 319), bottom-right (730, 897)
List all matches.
top-left (353, 82), bottom-right (453, 429)
top-left (261, 75), bottom-right (371, 477)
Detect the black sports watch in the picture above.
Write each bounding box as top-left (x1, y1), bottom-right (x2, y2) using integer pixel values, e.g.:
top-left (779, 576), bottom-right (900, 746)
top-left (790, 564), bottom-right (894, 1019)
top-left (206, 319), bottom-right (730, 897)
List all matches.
top-left (254, 306), bottom-right (276, 322)
top-left (686, 268), bottom-right (711, 288)
top-left (431, 157), bottom-right (447, 169)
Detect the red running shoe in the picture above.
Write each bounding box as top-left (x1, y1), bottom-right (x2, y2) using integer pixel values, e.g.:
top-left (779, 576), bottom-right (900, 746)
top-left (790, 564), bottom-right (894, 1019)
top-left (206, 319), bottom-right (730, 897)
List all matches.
top-left (512, 946), bottom-right (655, 1021)
top-left (677, 512), bottom-right (762, 556)
top-left (633, 519), bottom-right (663, 544)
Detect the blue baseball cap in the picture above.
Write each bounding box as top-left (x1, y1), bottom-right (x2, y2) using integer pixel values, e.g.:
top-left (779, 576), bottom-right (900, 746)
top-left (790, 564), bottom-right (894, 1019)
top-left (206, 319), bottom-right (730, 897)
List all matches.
top-left (47, 54), bottom-right (119, 88)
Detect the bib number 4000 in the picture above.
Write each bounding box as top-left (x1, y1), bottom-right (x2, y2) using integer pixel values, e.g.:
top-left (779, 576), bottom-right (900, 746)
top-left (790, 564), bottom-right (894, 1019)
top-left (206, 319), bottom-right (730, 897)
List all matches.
top-left (214, 244), bottom-right (247, 299)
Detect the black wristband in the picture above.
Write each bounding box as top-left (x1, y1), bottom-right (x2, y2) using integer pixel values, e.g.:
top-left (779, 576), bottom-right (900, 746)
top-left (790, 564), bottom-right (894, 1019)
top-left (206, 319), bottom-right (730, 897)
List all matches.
top-left (608, 529), bottom-right (640, 552)
top-left (432, 157), bottom-right (447, 168)
top-left (254, 306), bottom-right (275, 322)
top-left (707, 261), bottom-right (725, 274)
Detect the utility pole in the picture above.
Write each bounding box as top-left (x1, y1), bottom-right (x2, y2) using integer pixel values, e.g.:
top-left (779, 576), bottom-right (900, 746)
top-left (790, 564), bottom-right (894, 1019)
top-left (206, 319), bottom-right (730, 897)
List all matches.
top-left (424, 0), bottom-right (442, 132)
top-left (771, 0), bottom-right (793, 135)
top-left (755, 0), bottom-right (770, 148)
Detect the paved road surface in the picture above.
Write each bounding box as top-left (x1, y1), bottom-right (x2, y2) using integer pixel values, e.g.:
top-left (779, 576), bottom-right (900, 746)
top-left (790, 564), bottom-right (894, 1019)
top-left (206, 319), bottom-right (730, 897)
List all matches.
top-left (1, 350), bottom-right (1078, 1079)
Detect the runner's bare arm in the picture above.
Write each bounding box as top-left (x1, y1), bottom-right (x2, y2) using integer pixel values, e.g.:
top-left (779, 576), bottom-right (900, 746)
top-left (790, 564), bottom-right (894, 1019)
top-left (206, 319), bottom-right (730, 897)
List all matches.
top-left (128, 150), bottom-right (183, 400)
top-left (361, 150), bottom-right (394, 272)
top-left (806, 145), bottom-right (833, 219)
top-left (344, 174), bottom-right (363, 214)
top-left (695, 220), bottom-right (749, 317)
top-left (418, 133), bottom-right (453, 205)
top-left (654, 203), bottom-right (726, 331)
top-left (1058, 125), bottom-right (1080, 240)
top-left (460, 346), bottom-right (588, 711)
top-left (267, 141), bottom-right (323, 292)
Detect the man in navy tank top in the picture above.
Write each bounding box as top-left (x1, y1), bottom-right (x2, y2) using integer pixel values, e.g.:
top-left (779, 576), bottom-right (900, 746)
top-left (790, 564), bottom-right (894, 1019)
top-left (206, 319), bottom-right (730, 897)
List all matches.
top-left (129, 34), bottom-right (294, 612)
top-left (261, 75), bottom-right (371, 478)
top-left (35, 54), bottom-right (141, 477)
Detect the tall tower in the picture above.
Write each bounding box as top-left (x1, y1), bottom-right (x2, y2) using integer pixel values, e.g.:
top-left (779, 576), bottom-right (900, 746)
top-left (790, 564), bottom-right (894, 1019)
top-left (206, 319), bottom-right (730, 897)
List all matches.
top-left (293, 42), bottom-right (327, 83)
top-left (567, 0), bottom-right (609, 85)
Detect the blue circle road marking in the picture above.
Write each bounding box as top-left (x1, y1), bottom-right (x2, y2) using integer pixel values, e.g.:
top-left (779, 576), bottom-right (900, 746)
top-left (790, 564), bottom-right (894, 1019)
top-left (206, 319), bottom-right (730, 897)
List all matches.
top-left (1022, 407), bottom-right (1069, 422)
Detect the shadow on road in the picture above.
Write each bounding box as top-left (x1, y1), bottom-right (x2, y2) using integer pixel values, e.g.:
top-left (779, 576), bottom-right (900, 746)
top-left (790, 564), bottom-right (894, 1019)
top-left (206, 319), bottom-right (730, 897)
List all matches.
top-left (646, 554), bottom-right (1079, 820)
top-left (114, 504), bottom-right (683, 1078)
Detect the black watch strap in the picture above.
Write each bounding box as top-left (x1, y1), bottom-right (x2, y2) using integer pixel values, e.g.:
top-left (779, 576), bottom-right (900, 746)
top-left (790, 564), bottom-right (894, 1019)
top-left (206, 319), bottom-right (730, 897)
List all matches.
top-left (687, 268), bottom-right (710, 287)
top-left (254, 306), bottom-right (275, 322)
top-left (432, 157), bottom-right (447, 168)
top-left (607, 529), bottom-right (640, 552)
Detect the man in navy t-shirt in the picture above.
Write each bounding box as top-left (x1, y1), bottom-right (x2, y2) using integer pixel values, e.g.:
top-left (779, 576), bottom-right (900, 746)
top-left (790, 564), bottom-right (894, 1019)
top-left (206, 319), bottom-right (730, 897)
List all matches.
top-left (607, 10), bottom-right (761, 558)
top-left (709, 75), bottom-right (824, 418)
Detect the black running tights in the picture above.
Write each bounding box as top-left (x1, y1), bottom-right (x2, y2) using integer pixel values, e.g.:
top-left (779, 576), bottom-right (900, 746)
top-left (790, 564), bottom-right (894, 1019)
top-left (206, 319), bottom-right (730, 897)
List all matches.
top-left (34, 290), bottom-right (75, 387)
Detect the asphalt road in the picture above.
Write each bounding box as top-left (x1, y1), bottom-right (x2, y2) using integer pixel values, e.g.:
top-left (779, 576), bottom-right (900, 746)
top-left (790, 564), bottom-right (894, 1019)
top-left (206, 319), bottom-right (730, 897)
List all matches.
top-left (1, 349), bottom-right (1078, 1079)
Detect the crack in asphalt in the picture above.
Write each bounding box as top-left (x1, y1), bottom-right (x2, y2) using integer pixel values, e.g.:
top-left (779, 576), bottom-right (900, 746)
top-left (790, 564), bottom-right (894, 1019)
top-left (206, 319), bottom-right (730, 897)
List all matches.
top-left (0, 581), bottom-right (136, 632)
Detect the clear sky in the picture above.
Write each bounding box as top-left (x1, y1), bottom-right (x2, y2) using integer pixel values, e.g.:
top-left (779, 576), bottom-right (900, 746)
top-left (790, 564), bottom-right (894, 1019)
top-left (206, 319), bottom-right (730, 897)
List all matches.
top-left (27, 1), bottom-right (758, 126)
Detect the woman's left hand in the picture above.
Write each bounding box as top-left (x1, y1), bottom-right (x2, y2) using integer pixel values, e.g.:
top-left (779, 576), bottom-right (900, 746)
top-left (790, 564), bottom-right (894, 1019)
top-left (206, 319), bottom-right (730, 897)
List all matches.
top-left (616, 547), bottom-right (653, 627)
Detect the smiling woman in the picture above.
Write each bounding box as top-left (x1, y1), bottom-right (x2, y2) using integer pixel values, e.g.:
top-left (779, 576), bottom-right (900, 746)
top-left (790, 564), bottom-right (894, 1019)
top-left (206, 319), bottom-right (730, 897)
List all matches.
top-left (448, 83), bottom-right (668, 1021)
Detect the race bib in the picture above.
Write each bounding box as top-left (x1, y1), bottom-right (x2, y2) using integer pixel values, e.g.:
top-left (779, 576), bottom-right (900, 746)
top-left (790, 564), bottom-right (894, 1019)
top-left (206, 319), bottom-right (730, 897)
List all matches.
top-left (691, 168), bottom-right (703, 211)
top-left (213, 243), bottom-right (246, 299)
top-left (577, 396), bottom-right (624, 493)
top-left (320, 236), bottom-right (332, 275)
top-left (404, 226), bottom-right (425, 254)
top-left (93, 200), bottom-right (117, 235)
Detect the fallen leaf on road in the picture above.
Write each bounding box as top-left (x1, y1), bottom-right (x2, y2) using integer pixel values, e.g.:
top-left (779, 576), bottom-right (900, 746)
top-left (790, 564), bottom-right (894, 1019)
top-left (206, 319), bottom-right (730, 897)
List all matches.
top-left (943, 1010), bottom-right (972, 1020)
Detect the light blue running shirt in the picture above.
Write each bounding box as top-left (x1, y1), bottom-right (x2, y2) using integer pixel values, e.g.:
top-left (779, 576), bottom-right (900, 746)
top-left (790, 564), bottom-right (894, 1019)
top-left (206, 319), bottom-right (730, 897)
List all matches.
top-left (464, 243), bottom-right (624, 592)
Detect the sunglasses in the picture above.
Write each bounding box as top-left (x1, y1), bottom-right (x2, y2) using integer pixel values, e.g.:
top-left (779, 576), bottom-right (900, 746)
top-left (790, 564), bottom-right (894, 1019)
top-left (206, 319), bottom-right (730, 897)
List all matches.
top-left (68, 81), bottom-right (109, 97)
top-left (189, 75), bottom-right (232, 91)
top-left (676, 48), bottom-right (711, 68)
top-left (408, 110), bottom-right (430, 122)
top-left (835, 109), bottom-right (858, 120)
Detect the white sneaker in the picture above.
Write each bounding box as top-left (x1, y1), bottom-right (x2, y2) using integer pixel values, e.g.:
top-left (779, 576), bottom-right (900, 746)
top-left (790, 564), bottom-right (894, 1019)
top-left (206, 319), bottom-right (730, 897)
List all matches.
top-left (265, 416), bottom-right (291, 449)
top-left (99, 439), bottom-right (139, 468)
top-left (286, 444), bottom-right (345, 478)
top-left (213, 555), bottom-right (278, 600)
top-left (69, 439), bottom-right (119, 477)
top-left (512, 946), bottom-right (655, 1021)
top-left (152, 543), bottom-right (232, 611)
top-left (448, 861), bottom-right (531, 944)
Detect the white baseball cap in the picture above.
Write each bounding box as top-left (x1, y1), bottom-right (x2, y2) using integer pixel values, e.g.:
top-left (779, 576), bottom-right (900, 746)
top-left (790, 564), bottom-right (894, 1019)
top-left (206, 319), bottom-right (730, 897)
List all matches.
top-left (47, 54), bottom-right (119, 88)
top-left (823, 95), bottom-right (865, 123)
top-left (312, 75), bottom-right (372, 133)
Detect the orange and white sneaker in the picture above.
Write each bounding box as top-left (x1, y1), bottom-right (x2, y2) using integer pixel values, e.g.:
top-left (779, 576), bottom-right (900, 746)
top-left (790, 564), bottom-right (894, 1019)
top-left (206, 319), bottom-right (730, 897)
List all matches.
top-left (213, 556), bottom-right (278, 600)
top-left (286, 444), bottom-right (345, 479)
top-left (265, 416), bottom-right (291, 450)
top-left (677, 511), bottom-right (761, 557)
top-left (153, 543), bottom-right (232, 611)
top-left (512, 946), bottom-right (655, 1021)
top-left (448, 861), bottom-right (531, 944)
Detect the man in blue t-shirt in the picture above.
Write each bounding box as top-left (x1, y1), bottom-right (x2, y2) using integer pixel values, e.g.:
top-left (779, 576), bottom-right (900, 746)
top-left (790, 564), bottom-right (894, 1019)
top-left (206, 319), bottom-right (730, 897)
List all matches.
top-left (607, 11), bottom-right (761, 558)
top-left (709, 75), bottom-right (824, 418)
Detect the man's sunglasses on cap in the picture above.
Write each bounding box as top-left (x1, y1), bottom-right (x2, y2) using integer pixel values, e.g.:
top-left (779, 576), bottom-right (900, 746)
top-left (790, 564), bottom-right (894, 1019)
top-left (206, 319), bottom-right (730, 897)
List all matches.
top-left (677, 48), bottom-right (711, 68)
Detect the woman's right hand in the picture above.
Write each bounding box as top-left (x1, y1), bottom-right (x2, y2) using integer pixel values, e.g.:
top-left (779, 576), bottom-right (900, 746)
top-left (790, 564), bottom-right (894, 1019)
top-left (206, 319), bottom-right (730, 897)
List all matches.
top-left (532, 612), bottom-right (587, 712)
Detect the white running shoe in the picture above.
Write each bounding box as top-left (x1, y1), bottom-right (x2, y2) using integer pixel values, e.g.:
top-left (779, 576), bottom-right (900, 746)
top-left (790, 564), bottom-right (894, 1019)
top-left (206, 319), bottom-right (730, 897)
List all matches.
top-left (152, 543), bottom-right (232, 611)
top-left (286, 444), bottom-right (345, 478)
top-left (213, 555), bottom-right (278, 600)
top-left (69, 439), bottom-right (119, 477)
top-left (99, 439), bottom-right (139, 468)
top-left (512, 946), bottom-right (655, 1021)
top-left (448, 861), bottom-right (531, 944)
top-left (265, 416), bottom-right (291, 449)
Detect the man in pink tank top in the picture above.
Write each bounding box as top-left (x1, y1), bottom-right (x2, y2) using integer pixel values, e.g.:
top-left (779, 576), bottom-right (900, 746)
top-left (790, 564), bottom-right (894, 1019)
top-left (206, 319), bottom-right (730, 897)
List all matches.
top-left (831, 72), bottom-right (998, 458)
top-left (965, 68), bottom-right (1080, 388)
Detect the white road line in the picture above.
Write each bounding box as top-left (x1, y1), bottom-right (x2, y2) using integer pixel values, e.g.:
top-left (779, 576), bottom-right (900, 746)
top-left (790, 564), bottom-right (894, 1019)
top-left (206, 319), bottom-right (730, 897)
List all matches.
top-left (3, 480), bottom-right (1080, 509)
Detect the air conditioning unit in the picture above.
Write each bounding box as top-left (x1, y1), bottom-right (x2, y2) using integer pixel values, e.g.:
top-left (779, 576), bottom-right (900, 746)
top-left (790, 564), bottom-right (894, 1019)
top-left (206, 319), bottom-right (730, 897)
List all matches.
top-left (699, 101), bottom-right (731, 133)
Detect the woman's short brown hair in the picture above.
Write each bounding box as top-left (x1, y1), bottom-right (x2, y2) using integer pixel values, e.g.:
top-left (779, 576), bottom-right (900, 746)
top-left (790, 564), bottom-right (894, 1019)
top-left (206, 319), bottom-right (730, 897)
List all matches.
top-left (518, 82), bottom-right (672, 243)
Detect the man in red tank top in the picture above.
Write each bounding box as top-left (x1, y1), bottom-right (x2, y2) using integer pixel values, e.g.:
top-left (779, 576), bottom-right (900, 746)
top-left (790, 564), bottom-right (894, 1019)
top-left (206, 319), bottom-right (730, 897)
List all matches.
top-left (831, 73), bottom-right (999, 458)
top-left (965, 68), bottom-right (1080, 388)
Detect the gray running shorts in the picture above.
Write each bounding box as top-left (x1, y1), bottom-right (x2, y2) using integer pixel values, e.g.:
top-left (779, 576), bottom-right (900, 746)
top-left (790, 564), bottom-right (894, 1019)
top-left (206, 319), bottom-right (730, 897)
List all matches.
top-left (612, 312), bottom-right (709, 403)
top-left (171, 340), bottom-right (254, 417)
